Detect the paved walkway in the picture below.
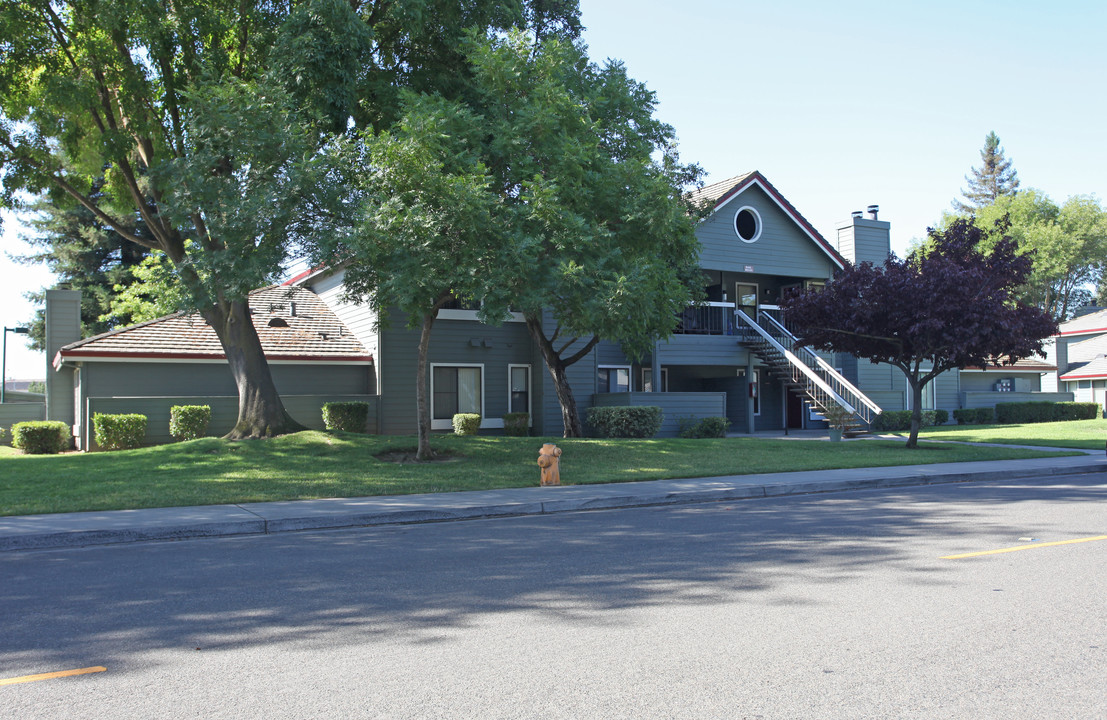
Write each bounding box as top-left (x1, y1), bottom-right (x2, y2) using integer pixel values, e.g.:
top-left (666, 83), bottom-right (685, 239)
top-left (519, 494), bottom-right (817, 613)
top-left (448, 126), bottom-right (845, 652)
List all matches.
top-left (2, 444), bottom-right (1103, 552)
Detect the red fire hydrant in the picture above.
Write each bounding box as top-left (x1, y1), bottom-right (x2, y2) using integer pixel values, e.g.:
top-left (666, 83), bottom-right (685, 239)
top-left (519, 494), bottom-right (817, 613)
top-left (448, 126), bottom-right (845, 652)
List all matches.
top-left (537, 443), bottom-right (562, 486)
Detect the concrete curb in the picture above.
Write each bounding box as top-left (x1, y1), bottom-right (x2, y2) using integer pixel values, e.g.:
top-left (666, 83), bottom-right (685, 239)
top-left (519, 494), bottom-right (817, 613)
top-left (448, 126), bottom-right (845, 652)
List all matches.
top-left (2, 455), bottom-right (1103, 553)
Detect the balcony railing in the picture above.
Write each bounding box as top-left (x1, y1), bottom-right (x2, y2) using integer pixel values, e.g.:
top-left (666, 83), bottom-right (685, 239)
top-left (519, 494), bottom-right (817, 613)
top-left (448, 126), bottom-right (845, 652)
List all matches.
top-left (673, 302), bottom-right (743, 336)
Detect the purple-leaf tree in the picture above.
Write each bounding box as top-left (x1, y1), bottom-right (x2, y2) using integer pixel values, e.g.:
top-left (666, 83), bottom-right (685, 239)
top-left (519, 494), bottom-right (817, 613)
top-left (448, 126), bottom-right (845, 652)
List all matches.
top-left (782, 218), bottom-right (1057, 448)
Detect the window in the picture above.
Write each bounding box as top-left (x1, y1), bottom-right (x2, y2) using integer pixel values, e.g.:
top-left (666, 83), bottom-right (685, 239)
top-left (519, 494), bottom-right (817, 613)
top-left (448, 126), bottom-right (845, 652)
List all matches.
top-left (735, 282), bottom-right (758, 317)
top-left (733, 206), bottom-right (762, 243)
top-left (751, 368), bottom-right (760, 416)
top-left (431, 364), bottom-right (483, 429)
top-left (640, 367), bottom-right (669, 392)
top-left (509, 364), bottom-right (530, 416)
top-left (598, 366), bottom-right (631, 393)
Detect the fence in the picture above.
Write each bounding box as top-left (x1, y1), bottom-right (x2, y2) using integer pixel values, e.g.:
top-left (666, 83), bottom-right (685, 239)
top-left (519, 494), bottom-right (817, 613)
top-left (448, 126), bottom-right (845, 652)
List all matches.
top-left (84, 395), bottom-right (378, 449)
top-left (591, 392), bottom-right (727, 437)
top-left (0, 403), bottom-right (47, 445)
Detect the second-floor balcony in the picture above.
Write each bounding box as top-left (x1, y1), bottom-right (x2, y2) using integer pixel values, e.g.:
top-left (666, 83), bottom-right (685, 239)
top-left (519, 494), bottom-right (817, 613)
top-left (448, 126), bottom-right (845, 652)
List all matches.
top-left (673, 302), bottom-right (741, 336)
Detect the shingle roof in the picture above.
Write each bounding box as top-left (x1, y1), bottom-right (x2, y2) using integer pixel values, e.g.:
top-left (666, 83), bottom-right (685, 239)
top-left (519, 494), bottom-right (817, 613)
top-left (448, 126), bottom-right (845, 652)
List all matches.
top-left (962, 357), bottom-right (1056, 372)
top-left (1060, 355), bottom-right (1107, 381)
top-left (1057, 307), bottom-right (1107, 337)
top-left (57, 286), bottom-right (371, 365)
top-left (687, 172), bottom-right (756, 207)
top-left (1067, 333), bottom-right (1107, 364)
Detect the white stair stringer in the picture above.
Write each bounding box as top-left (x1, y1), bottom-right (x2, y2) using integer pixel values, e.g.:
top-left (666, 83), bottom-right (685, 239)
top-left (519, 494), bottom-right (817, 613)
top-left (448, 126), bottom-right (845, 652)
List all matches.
top-left (735, 309), bottom-right (882, 427)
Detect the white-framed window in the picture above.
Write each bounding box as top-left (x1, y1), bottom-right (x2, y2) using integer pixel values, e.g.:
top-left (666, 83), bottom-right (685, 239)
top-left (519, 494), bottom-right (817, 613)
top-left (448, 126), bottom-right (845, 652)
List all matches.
top-left (508, 364), bottom-right (531, 420)
top-left (640, 367), bottom-right (669, 392)
top-left (598, 365), bottom-right (631, 393)
top-left (733, 205), bottom-right (762, 243)
top-left (431, 364), bottom-right (484, 430)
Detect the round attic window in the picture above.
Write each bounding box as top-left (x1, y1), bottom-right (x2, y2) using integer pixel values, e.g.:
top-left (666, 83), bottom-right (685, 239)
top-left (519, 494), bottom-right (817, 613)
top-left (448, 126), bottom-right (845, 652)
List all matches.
top-left (734, 206), bottom-right (762, 243)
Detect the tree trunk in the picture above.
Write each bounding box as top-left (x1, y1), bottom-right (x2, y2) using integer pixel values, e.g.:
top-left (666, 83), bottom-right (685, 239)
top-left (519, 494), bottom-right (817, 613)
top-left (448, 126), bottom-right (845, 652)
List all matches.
top-left (525, 315), bottom-right (599, 438)
top-left (202, 299), bottom-right (304, 440)
top-left (415, 310), bottom-right (436, 460)
top-left (905, 376), bottom-right (924, 449)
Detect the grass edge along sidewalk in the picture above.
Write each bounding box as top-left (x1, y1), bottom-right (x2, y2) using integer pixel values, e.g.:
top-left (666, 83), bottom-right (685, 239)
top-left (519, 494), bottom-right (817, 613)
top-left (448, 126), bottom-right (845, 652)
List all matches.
top-left (896, 418), bottom-right (1107, 450)
top-left (0, 431), bottom-right (1082, 517)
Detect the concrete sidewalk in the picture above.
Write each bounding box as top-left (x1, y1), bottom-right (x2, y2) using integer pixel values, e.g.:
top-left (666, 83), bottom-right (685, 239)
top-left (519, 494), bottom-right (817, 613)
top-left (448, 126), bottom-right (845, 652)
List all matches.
top-left (2, 450), bottom-right (1104, 553)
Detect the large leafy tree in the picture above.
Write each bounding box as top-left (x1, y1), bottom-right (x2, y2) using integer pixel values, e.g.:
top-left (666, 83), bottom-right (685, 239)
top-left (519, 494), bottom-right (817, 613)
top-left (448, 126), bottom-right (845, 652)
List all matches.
top-left (783, 219), bottom-right (1056, 448)
top-left (972, 191), bottom-right (1107, 321)
top-left (325, 31), bottom-right (702, 447)
top-left (954, 131), bottom-right (1020, 212)
top-left (471, 33), bottom-right (704, 437)
top-left (336, 95), bottom-right (501, 460)
top-left (0, 0), bottom-right (579, 439)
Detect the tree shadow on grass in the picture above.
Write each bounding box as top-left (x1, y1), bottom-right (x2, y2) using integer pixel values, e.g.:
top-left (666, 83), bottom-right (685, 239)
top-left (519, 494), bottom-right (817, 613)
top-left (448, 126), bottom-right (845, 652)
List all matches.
top-left (1, 475), bottom-right (1104, 674)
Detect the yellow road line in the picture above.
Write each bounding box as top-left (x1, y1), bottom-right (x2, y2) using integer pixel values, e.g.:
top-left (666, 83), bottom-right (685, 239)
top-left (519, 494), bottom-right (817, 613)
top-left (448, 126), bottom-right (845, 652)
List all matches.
top-left (942, 535), bottom-right (1107, 560)
top-left (0, 666), bottom-right (106, 686)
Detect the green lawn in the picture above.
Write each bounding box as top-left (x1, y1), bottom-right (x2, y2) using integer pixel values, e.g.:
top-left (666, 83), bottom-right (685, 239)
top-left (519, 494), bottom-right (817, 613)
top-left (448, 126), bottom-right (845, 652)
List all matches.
top-left (897, 418), bottom-right (1107, 450)
top-left (0, 431), bottom-right (1078, 516)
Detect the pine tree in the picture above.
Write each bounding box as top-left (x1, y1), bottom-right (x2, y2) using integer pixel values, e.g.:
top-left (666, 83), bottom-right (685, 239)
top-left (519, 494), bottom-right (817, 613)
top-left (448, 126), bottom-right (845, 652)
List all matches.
top-left (15, 182), bottom-right (150, 352)
top-left (954, 131), bottom-right (1020, 212)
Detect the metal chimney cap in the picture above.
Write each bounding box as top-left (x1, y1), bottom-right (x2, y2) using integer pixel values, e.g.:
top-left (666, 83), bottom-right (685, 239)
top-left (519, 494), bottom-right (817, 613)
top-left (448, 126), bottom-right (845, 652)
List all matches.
top-left (866, 204), bottom-right (879, 219)
top-left (851, 210), bottom-right (863, 219)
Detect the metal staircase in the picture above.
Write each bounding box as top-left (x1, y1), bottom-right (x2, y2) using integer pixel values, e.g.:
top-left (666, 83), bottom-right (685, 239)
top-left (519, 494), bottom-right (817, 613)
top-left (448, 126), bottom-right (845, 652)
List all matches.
top-left (735, 308), bottom-right (882, 428)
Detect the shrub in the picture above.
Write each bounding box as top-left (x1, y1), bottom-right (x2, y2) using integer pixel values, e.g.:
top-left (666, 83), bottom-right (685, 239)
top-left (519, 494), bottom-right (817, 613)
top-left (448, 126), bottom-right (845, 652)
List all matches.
top-left (452, 413), bottom-right (481, 435)
top-left (93, 413), bottom-right (147, 450)
top-left (677, 416), bottom-right (731, 439)
top-left (587, 406), bottom-right (663, 438)
top-left (994, 401), bottom-right (1100, 424)
top-left (11, 421), bottom-right (71, 454)
top-left (502, 412), bottom-right (530, 437)
top-left (322, 401), bottom-right (370, 433)
top-left (872, 410), bottom-right (939, 432)
top-left (0, 426), bottom-right (6, 444)
top-left (933, 409), bottom-right (949, 425)
top-left (953, 407), bottom-right (994, 425)
top-left (170, 405), bottom-right (212, 441)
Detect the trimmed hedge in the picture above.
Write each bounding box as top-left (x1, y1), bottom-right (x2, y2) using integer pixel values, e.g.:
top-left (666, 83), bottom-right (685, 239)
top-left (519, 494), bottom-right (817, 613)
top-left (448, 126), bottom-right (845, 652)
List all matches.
top-left (502, 412), bottom-right (530, 437)
top-left (11, 421), bottom-right (70, 454)
top-left (933, 409), bottom-right (949, 426)
top-left (953, 407), bottom-right (994, 425)
top-left (453, 413), bottom-right (481, 435)
top-left (994, 401), bottom-right (1100, 424)
top-left (872, 410), bottom-right (939, 432)
top-left (322, 401), bottom-right (370, 433)
top-left (677, 416), bottom-right (731, 439)
top-left (93, 413), bottom-right (147, 450)
top-left (587, 406), bottom-right (663, 438)
top-left (170, 405), bottom-right (212, 441)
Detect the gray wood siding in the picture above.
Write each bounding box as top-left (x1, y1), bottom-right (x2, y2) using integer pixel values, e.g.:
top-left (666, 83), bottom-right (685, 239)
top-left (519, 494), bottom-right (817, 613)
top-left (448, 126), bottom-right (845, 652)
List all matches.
top-left (80, 361), bottom-right (372, 398)
top-left (697, 185), bottom-right (836, 278)
top-left (591, 392), bottom-right (726, 437)
top-left (960, 371), bottom-right (1043, 393)
top-left (310, 269), bottom-right (379, 382)
top-left (378, 307), bottom-right (536, 434)
top-left (658, 335), bottom-right (749, 365)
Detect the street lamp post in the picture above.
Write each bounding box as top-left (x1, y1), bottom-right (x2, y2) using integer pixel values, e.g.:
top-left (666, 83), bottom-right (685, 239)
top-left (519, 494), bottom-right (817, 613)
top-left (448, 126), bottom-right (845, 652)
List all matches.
top-left (2, 326), bottom-right (30, 404)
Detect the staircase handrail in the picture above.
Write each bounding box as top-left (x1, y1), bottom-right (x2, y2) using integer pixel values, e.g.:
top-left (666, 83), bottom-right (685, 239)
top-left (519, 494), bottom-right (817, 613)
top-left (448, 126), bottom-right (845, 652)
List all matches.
top-left (758, 311), bottom-right (883, 418)
top-left (734, 310), bottom-right (857, 414)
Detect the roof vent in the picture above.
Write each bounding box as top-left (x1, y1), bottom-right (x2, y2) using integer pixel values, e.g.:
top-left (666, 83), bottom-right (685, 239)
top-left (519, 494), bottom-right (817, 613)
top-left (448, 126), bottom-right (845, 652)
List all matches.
top-left (268, 317), bottom-right (289, 328)
top-left (867, 204), bottom-right (879, 220)
top-left (851, 210), bottom-right (863, 219)
top-left (290, 301), bottom-right (297, 317)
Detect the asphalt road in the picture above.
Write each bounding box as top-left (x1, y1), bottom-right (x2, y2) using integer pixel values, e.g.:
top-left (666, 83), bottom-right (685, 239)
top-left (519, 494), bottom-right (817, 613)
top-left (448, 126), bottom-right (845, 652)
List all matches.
top-left (2, 475), bottom-right (1105, 719)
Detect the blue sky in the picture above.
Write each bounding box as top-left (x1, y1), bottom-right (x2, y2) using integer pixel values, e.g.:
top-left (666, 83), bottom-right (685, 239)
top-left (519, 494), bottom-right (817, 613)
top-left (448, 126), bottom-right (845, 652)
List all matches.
top-left (2, 0), bottom-right (1104, 379)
